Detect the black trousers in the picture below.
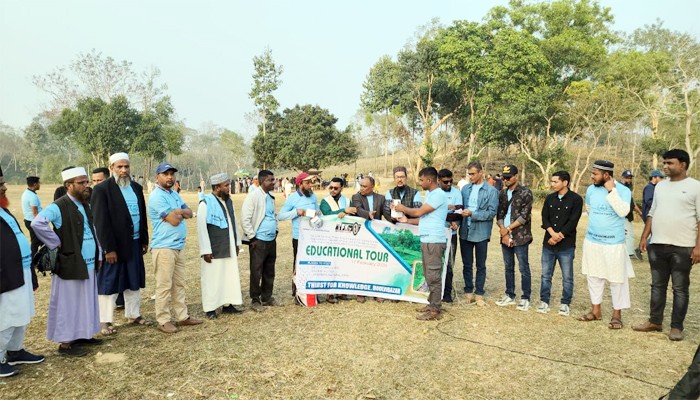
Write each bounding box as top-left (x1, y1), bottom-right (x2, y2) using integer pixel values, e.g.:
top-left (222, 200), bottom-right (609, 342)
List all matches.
top-left (292, 239), bottom-right (298, 296)
top-left (23, 220), bottom-right (41, 289)
top-left (249, 239), bottom-right (276, 303)
top-left (648, 244), bottom-right (693, 330)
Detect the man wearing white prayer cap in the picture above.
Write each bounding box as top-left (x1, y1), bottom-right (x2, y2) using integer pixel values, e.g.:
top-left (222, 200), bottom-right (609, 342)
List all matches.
top-left (90, 153), bottom-right (152, 335)
top-left (32, 166), bottom-right (102, 357)
top-left (577, 160), bottom-right (634, 330)
top-left (196, 173), bottom-right (244, 319)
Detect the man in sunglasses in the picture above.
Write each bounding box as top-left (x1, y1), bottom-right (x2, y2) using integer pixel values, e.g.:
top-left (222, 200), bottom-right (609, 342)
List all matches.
top-left (320, 177), bottom-right (357, 303)
top-left (495, 165), bottom-right (534, 311)
top-left (437, 169), bottom-right (463, 303)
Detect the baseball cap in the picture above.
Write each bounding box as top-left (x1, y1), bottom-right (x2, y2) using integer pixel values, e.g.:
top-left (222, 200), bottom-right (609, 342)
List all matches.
top-left (295, 172), bottom-right (313, 186)
top-left (621, 170), bottom-right (633, 178)
top-left (649, 170), bottom-right (664, 178)
top-left (155, 162), bottom-right (178, 174)
top-left (502, 164), bottom-right (518, 178)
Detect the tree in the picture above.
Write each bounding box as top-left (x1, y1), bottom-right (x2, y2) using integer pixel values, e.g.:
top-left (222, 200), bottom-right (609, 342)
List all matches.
top-left (49, 96), bottom-right (141, 167)
top-left (251, 105), bottom-right (359, 171)
top-left (220, 129), bottom-right (249, 171)
top-left (131, 97), bottom-right (184, 175)
top-left (249, 48), bottom-right (283, 144)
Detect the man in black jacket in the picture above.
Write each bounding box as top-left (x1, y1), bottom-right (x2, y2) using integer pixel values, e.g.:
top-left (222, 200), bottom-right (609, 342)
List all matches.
top-left (91, 153), bottom-right (151, 335)
top-left (0, 166), bottom-right (45, 377)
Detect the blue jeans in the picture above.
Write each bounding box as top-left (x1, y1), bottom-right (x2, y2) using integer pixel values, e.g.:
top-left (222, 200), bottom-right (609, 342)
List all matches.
top-left (501, 244), bottom-right (531, 300)
top-left (539, 246), bottom-right (575, 305)
top-left (461, 239), bottom-right (488, 295)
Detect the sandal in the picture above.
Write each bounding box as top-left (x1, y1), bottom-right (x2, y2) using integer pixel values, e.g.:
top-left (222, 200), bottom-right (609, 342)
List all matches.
top-left (129, 316), bottom-right (154, 326)
top-left (100, 322), bottom-right (117, 335)
top-left (608, 317), bottom-right (623, 330)
top-left (577, 312), bottom-right (602, 322)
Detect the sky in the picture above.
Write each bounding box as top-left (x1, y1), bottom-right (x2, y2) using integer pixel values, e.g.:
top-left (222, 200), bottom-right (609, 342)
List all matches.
top-left (1, 0), bottom-right (699, 139)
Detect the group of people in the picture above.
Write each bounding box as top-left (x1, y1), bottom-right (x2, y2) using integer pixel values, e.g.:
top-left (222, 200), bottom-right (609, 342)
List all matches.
top-left (2, 148), bottom-right (699, 378)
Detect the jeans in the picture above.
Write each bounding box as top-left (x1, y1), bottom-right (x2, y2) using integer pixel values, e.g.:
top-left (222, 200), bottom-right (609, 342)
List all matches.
top-left (539, 246), bottom-right (575, 305)
top-left (443, 235), bottom-right (458, 300)
top-left (648, 244), bottom-right (693, 330)
top-left (501, 243), bottom-right (531, 300)
top-left (461, 239), bottom-right (489, 295)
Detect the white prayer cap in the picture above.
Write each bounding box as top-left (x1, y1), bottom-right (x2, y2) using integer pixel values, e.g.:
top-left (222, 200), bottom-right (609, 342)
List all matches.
top-left (109, 152), bottom-right (129, 165)
top-left (61, 167), bottom-right (87, 182)
top-left (210, 173), bottom-right (230, 185)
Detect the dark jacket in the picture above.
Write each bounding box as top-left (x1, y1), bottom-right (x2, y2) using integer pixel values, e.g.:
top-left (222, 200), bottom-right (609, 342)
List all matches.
top-left (383, 186), bottom-right (420, 221)
top-left (352, 192), bottom-right (386, 221)
top-left (497, 184), bottom-right (533, 246)
top-left (54, 195), bottom-right (98, 280)
top-left (0, 209), bottom-right (25, 294)
top-left (202, 196), bottom-right (239, 259)
top-left (541, 190), bottom-right (583, 249)
top-left (91, 177), bottom-right (148, 261)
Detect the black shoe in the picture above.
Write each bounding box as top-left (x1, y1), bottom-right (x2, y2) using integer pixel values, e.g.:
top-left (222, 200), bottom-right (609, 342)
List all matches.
top-left (442, 297), bottom-right (453, 303)
top-left (205, 311), bottom-right (217, 320)
top-left (58, 344), bottom-right (88, 357)
top-left (6, 349), bottom-right (45, 365)
top-left (222, 305), bottom-right (242, 314)
top-left (0, 361), bottom-right (18, 377)
top-left (73, 338), bottom-right (103, 346)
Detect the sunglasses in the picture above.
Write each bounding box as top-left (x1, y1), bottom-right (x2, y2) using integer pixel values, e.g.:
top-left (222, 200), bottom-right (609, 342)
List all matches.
top-left (441, 180), bottom-right (453, 184)
top-left (329, 186), bottom-right (341, 190)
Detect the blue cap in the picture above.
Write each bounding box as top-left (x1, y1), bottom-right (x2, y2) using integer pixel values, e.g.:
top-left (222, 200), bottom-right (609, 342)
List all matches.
top-left (621, 170), bottom-right (633, 178)
top-left (649, 170), bottom-right (664, 178)
top-left (155, 162), bottom-right (178, 174)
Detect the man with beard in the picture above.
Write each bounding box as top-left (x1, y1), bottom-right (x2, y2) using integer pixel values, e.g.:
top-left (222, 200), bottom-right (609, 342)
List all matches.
top-left (90, 153), bottom-right (151, 335)
top-left (0, 166), bottom-right (45, 377)
top-left (621, 170), bottom-right (644, 260)
top-left (241, 170), bottom-right (279, 312)
top-left (383, 166), bottom-right (422, 222)
top-left (148, 162), bottom-right (202, 334)
top-left (495, 165), bottom-right (534, 311)
top-left (21, 176), bottom-right (42, 275)
top-left (459, 161), bottom-right (498, 306)
top-left (578, 160), bottom-right (634, 329)
top-left (32, 167), bottom-right (101, 356)
top-left (196, 173), bottom-right (243, 319)
top-left (437, 169), bottom-right (462, 303)
top-left (279, 172), bottom-right (318, 300)
top-left (393, 167), bottom-right (449, 320)
top-left (351, 176), bottom-right (387, 303)
top-left (635, 149), bottom-right (700, 341)
top-left (320, 177), bottom-right (356, 303)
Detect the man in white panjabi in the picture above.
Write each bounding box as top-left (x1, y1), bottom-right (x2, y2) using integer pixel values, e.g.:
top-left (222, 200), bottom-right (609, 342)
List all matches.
top-left (196, 173), bottom-right (243, 319)
top-left (578, 160), bottom-right (634, 330)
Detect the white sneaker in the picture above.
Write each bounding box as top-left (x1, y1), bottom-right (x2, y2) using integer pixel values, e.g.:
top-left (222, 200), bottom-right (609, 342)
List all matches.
top-left (536, 301), bottom-right (550, 314)
top-left (516, 299), bottom-right (530, 311)
top-left (558, 304), bottom-right (570, 316)
top-left (495, 295), bottom-right (516, 307)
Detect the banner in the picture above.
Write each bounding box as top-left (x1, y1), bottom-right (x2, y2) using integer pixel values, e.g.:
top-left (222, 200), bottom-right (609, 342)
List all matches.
top-left (295, 215), bottom-right (451, 304)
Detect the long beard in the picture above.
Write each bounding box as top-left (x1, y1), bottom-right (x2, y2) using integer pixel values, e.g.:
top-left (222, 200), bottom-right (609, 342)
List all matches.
top-left (593, 181), bottom-right (604, 187)
top-left (218, 192), bottom-right (230, 201)
top-left (302, 189), bottom-right (312, 197)
top-left (0, 197), bottom-right (9, 208)
top-left (117, 176), bottom-right (131, 187)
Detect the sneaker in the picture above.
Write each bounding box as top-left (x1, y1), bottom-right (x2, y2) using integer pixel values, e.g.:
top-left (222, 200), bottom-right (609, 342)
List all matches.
top-left (558, 304), bottom-right (570, 316)
top-left (536, 301), bottom-right (550, 314)
top-left (495, 295), bottom-right (516, 307)
top-left (205, 311), bottom-right (217, 320)
top-left (0, 361), bottom-right (17, 377)
top-left (516, 299), bottom-right (530, 311)
top-left (6, 349), bottom-right (45, 365)
top-left (251, 302), bottom-right (264, 312)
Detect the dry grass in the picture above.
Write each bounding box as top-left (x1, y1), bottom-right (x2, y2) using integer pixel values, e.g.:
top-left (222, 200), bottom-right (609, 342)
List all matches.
top-left (1, 184), bottom-right (698, 399)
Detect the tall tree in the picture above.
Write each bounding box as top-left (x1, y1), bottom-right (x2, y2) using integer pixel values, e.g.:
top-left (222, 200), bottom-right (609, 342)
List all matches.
top-left (249, 48), bottom-right (283, 143)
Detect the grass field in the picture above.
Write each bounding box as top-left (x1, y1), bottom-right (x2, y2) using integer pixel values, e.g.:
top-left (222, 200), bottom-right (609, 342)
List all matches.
top-left (1, 183), bottom-right (698, 399)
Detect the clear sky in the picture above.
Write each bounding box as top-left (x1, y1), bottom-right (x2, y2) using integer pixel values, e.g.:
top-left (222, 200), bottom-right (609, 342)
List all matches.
top-left (1, 0), bottom-right (698, 139)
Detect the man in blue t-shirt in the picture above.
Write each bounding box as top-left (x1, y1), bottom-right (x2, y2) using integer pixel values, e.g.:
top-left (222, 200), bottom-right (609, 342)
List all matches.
top-left (394, 167), bottom-right (449, 321)
top-left (21, 176), bottom-right (42, 266)
top-left (148, 162), bottom-right (202, 334)
top-left (279, 172), bottom-right (318, 300)
top-left (437, 168), bottom-right (462, 303)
